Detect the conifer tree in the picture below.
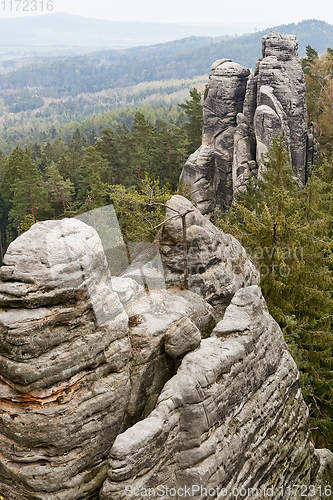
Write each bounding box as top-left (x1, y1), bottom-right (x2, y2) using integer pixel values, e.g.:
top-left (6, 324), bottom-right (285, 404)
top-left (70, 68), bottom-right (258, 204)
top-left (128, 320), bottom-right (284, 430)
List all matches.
top-left (9, 151), bottom-right (48, 229)
top-left (76, 146), bottom-right (108, 211)
top-left (45, 163), bottom-right (74, 215)
top-left (220, 137), bottom-right (333, 448)
top-left (96, 127), bottom-right (135, 186)
top-left (109, 172), bottom-right (172, 244)
top-left (132, 112), bottom-right (155, 180)
top-left (179, 88), bottom-right (203, 153)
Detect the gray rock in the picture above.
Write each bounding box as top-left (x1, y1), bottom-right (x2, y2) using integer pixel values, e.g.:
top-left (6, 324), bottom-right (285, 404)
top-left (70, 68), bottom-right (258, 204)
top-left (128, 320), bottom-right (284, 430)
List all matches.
top-left (0, 214), bottom-right (330, 499)
top-left (125, 288), bottom-right (216, 422)
top-left (257, 33), bottom-right (308, 182)
top-left (180, 60), bottom-right (250, 211)
top-left (164, 316), bottom-right (201, 359)
top-left (100, 286), bottom-right (325, 498)
top-left (158, 195), bottom-right (260, 319)
top-left (0, 219), bottom-right (132, 499)
top-left (0, 219), bottom-right (216, 499)
top-left (313, 449), bottom-right (333, 490)
top-left (180, 32), bottom-right (309, 211)
top-left (233, 112), bottom-right (256, 194)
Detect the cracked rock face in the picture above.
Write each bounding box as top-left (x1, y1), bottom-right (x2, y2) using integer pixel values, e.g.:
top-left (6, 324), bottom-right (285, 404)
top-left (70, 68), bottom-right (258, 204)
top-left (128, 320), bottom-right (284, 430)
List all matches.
top-left (0, 218), bottom-right (215, 499)
top-left (158, 195), bottom-right (260, 319)
top-left (0, 219), bottom-right (132, 499)
top-left (181, 32), bottom-right (309, 212)
top-left (180, 60), bottom-right (250, 213)
top-left (101, 286), bottom-right (330, 499)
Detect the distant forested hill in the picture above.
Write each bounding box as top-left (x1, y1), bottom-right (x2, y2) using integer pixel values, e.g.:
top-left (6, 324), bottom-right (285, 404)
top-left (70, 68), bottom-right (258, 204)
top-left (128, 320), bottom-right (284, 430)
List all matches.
top-left (0, 19), bottom-right (332, 151)
top-left (0, 13), bottom-right (250, 49)
top-left (0, 19), bottom-right (332, 101)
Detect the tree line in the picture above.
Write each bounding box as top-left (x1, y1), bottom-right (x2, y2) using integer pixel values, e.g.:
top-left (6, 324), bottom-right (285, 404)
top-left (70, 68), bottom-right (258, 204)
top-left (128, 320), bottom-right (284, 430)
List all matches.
top-left (0, 89), bottom-right (203, 256)
top-left (0, 53), bottom-right (332, 450)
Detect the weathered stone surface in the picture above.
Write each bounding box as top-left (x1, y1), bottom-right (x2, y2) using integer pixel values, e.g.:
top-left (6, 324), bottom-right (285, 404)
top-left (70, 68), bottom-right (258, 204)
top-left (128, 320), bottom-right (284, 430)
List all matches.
top-left (257, 33), bottom-right (308, 181)
top-left (180, 145), bottom-right (216, 215)
top-left (121, 242), bottom-right (166, 291)
top-left (0, 219), bottom-right (132, 499)
top-left (232, 112), bottom-right (257, 193)
top-left (164, 316), bottom-right (201, 359)
top-left (180, 32), bottom-right (308, 210)
top-left (125, 287), bottom-right (216, 423)
top-left (158, 195), bottom-right (260, 318)
top-left (0, 220), bottom-right (215, 499)
top-left (0, 211), bottom-right (330, 499)
top-left (101, 286), bottom-right (325, 499)
top-left (180, 59), bottom-right (250, 212)
top-left (313, 449), bottom-right (333, 490)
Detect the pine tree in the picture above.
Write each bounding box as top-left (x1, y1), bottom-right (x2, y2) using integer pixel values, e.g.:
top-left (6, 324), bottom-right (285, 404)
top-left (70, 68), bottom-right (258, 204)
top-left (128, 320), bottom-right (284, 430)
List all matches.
top-left (96, 127), bottom-right (135, 186)
top-left (76, 146), bottom-right (108, 211)
top-left (109, 172), bottom-right (172, 244)
top-left (132, 112), bottom-right (155, 181)
top-left (45, 162), bottom-right (74, 215)
top-left (220, 137), bottom-right (333, 448)
top-left (9, 151), bottom-right (48, 229)
top-left (179, 88), bottom-right (203, 153)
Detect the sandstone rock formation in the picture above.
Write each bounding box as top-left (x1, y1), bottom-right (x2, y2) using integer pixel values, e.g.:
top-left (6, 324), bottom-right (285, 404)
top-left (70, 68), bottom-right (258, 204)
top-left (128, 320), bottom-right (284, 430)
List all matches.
top-left (0, 208), bottom-right (331, 499)
top-left (180, 32), bottom-right (309, 212)
top-left (101, 286), bottom-right (332, 499)
top-left (0, 219), bottom-right (131, 499)
top-left (158, 195), bottom-right (260, 319)
top-left (0, 218), bottom-right (215, 499)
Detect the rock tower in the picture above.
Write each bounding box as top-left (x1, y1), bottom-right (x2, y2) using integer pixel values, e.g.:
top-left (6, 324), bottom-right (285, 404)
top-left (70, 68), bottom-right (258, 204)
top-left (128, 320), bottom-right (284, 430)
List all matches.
top-left (180, 32), bottom-right (309, 213)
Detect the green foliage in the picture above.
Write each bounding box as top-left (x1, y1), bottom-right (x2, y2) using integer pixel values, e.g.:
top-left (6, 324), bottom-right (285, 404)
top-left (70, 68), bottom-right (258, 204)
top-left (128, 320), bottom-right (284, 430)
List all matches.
top-left (302, 45), bottom-right (319, 74)
top-left (0, 80), bottom-right (205, 153)
top-left (108, 173), bottom-right (173, 244)
top-left (179, 88), bottom-right (203, 153)
top-left (302, 46), bottom-right (333, 156)
top-left (220, 137), bottom-right (333, 449)
top-left (0, 106), bottom-right (189, 247)
top-left (45, 163), bottom-right (74, 215)
top-left (76, 146), bottom-right (109, 212)
top-left (17, 214), bottom-right (35, 235)
top-left (7, 149), bottom-right (48, 228)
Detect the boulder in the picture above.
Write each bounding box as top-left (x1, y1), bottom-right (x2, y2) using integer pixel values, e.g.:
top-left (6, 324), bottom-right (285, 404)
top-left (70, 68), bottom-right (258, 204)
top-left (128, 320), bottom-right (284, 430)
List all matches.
top-left (101, 286), bottom-right (327, 498)
top-left (0, 219), bottom-right (131, 499)
top-left (158, 195), bottom-right (260, 318)
top-left (0, 220), bottom-right (215, 498)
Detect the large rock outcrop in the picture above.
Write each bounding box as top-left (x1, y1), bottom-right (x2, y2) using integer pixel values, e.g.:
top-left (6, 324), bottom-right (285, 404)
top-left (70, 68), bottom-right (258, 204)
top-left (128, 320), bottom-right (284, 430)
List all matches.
top-left (180, 32), bottom-right (309, 213)
top-left (158, 195), bottom-right (259, 319)
top-left (0, 219), bottom-right (132, 499)
top-left (101, 286), bottom-right (331, 499)
top-left (0, 218), bottom-right (215, 499)
top-left (0, 209), bottom-right (331, 498)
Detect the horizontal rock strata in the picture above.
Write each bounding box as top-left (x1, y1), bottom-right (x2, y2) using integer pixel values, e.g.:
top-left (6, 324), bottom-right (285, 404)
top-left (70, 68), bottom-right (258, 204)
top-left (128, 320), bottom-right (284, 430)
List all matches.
top-left (0, 219), bottom-right (215, 499)
top-left (158, 195), bottom-right (259, 319)
top-left (101, 286), bottom-right (328, 499)
top-left (0, 210), bottom-right (331, 499)
top-left (0, 219), bottom-right (131, 499)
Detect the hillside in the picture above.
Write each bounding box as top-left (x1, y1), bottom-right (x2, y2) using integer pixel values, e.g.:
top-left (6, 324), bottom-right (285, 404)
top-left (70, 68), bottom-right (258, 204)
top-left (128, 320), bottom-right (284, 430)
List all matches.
top-left (0, 13), bottom-right (249, 49)
top-left (0, 19), bottom-right (332, 151)
top-left (0, 20), bottom-right (332, 99)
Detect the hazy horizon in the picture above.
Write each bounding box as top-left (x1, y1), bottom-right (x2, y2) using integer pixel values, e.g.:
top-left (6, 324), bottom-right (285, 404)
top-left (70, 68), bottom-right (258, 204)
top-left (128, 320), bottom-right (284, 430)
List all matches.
top-left (0, 0), bottom-right (332, 27)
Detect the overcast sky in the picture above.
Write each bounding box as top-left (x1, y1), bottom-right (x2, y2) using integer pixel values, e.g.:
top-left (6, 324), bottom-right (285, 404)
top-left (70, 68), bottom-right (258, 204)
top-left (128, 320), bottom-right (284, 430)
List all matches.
top-left (1, 0), bottom-right (332, 26)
